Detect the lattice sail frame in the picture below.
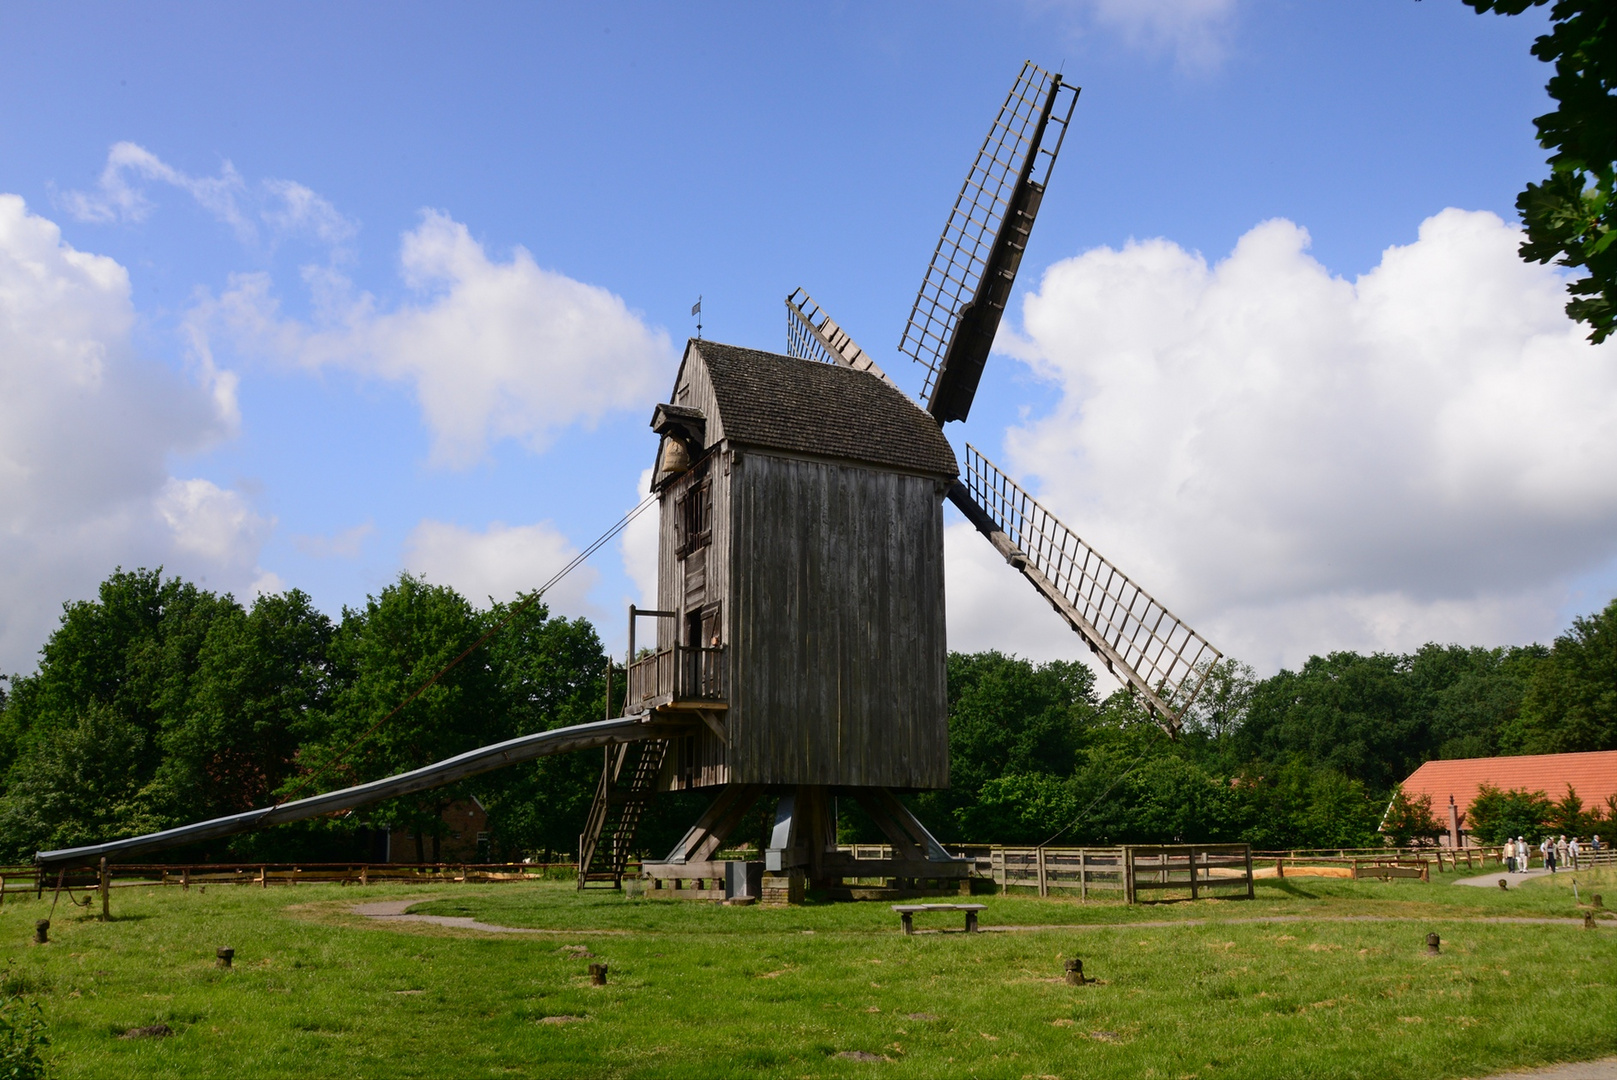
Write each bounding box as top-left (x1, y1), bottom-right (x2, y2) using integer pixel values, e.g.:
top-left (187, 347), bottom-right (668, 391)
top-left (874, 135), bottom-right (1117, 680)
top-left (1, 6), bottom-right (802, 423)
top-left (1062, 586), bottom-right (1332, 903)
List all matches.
top-left (899, 61), bottom-right (1061, 405)
top-left (957, 444), bottom-right (1220, 723)
top-left (784, 288), bottom-right (901, 391)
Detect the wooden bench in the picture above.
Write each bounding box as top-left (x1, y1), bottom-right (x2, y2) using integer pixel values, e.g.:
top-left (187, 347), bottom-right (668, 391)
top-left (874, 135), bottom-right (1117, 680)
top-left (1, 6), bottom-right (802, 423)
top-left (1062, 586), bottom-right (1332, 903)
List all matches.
top-left (892, 903), bottom-right (987, 935)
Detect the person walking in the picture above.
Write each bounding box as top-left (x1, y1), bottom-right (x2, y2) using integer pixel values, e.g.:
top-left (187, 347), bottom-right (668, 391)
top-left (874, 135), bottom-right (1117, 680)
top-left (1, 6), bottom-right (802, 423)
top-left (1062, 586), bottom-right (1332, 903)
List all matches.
top-left (1540, 836), bottom-right (1555, 873)
top-left (1568, 835), bottom-right (1581, 870)
top-left (1556, 835), bottom-right (1570, 870)
top-left (1518, 836), bottom-right (1531, 872)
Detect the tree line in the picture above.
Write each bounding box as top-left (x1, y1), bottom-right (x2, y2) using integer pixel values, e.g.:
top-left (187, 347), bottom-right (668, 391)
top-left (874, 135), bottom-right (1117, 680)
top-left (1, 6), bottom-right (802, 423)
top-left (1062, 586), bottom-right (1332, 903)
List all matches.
top-left (0, 568), bottom-right (1613, 862)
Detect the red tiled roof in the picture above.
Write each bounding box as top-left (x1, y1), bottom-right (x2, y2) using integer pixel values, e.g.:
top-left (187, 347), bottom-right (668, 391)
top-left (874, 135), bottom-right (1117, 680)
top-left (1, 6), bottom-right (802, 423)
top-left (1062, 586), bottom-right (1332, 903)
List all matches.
top-left (1401, 751), bottom-right (1617, 825)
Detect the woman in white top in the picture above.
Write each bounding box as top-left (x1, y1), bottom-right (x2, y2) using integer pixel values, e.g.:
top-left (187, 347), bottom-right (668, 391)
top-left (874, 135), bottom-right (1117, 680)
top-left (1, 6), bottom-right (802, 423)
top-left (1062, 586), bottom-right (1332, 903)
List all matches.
top-left (1568, 836), bottom-right (1581, 870)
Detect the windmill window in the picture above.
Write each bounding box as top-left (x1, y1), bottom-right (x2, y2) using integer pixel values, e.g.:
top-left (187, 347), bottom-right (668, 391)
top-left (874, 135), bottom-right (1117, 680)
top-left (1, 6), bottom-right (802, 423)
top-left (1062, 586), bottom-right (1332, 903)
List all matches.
top-left (675, 477), bottom-right (712, 557)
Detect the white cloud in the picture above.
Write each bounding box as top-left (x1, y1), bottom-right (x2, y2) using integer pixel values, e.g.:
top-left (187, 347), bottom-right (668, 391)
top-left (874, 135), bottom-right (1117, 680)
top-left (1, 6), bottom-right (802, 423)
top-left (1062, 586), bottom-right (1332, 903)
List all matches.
top-left (402, 519), bottom-right (599, 618)
top-left (619, 467), bottom-right (660, 609)
top-left (1043, 0), bottom-right (1237, 70)
top-left (987, 208), bottom-right (1617, 673)
top-left (0, 195), bottom-right (275, 672)
top-left (60, 142), bottom-right (355, 250)
top-left (156, 478), bottom-right (273, 566)
top-left (198, 210), bottom-right (671, 467)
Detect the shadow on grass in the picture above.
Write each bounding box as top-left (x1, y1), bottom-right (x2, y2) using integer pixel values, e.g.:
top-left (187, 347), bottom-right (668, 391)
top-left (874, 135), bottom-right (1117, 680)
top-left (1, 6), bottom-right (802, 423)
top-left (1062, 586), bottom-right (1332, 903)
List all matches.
top-left (1261, 881), bottom-right (1323, 900)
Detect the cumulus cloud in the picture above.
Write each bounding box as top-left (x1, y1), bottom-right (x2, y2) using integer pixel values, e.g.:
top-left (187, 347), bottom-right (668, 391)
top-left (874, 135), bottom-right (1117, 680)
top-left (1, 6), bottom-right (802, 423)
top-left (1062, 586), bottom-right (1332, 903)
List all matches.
top-left (0, 195), bottom-right (275, 672)
top-left (196, 210), bottom-right (671, 466)
top-left (60, 142), bottom-right (355, 249)
top-left (984, 208), bottom-right (1617, 673)
top-left (619, 467), bottom-right (660, 609)
top-left (402, 519), bottom-right (599, 618)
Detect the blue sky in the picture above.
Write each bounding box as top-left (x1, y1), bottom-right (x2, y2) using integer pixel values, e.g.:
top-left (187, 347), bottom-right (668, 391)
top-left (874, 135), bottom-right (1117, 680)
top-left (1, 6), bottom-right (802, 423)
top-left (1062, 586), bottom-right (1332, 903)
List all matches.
top-left (9, 0), bottom-right (1616, 681)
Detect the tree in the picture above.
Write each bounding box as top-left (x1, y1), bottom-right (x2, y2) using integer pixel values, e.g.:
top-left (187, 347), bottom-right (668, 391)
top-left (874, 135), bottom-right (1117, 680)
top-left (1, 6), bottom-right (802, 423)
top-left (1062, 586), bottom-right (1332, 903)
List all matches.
top-left (1381, 785), bottom-right (1443, 847)
top-left (0, 568), bottom-right (244, 858)
top-left (1236, 651), bottom-right (1427, 794)
top-left (475, 593), bottom-right (613, 859)
top-left (0, 701), bottom-right (162, 855)
top-left (1548, 784), bottom-right (1595, 835)
top-left (312, 574), bottom-right (501, 862)
top-left (1466, 782), bottom-right (1553, 843)
top-left (1465, 0), bottom-right (1617, 341)
top-left (1507, 597), bottom-right (1617, 752)
top-left (911, 652), bottom-right (1098, 840)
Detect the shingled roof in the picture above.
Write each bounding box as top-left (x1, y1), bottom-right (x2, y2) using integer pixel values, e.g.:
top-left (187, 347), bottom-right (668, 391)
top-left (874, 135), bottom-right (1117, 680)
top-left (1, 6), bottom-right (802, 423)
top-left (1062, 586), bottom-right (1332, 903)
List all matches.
top-left (693, 340), bottom-right (957, 478)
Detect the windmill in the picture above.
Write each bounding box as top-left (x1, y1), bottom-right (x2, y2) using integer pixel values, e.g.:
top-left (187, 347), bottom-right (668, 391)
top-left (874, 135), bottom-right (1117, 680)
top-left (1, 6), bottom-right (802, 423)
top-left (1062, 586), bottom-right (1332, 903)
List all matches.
top-left (38, 61), bottom-right (1220, 904)
top-left (581, 61), bottom-right (1221, 898)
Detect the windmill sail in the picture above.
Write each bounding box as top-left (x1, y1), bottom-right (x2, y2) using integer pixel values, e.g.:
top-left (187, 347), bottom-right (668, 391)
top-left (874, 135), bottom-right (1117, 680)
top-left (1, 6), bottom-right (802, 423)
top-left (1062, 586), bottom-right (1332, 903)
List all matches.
top-left (901, 62), bottom-right (1078, 424)
top-left (951, 444), bottom-right (1219, 730)
top-left (784, 288), bottom-right (900, 391)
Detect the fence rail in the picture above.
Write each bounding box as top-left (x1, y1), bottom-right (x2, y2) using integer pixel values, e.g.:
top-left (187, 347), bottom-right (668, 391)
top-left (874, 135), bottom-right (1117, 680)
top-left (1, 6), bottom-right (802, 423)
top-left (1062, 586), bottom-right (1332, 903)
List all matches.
top-left (627, 645), bottom-right (725, 708)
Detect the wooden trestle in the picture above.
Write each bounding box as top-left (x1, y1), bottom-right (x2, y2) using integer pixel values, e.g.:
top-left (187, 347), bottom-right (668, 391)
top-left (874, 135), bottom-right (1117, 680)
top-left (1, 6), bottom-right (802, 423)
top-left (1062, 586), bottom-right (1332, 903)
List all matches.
top-left (628, 784), bottom-right (972, 903)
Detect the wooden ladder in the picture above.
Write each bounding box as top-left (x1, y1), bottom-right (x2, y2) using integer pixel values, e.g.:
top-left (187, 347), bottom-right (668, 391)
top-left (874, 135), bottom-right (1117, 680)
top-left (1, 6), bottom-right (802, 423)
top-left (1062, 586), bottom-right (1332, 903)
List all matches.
top-left (577, 739), bottom-right (668, 889)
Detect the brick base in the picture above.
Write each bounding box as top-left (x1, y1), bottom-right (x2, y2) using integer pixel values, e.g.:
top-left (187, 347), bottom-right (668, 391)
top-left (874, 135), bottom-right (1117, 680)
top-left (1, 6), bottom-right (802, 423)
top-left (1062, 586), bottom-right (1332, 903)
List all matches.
top-left (760, 870), bottom-right (806, 906)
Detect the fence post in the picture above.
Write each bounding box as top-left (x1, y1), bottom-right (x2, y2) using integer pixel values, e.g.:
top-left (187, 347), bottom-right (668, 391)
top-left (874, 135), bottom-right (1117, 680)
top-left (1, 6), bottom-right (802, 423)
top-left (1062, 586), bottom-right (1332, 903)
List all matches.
top-left (1124, 847), bottom-right (1136, 904)
top-left (1037, 847), bottom-right (1048, 898)
top-left (1244, 845), bottom-right (1255, 899)
top-left (1079, 849), bottom-right (1088, 901)
top-left (99, 857), bottom-right (110, 921)
top-left (1189, 847), bottom-right (1199, 901)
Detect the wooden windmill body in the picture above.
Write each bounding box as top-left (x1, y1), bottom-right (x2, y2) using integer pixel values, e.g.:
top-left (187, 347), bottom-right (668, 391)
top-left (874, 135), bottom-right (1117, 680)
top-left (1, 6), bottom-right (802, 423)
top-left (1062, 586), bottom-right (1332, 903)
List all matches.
top-left (587, 342), bottom-right (968, 897)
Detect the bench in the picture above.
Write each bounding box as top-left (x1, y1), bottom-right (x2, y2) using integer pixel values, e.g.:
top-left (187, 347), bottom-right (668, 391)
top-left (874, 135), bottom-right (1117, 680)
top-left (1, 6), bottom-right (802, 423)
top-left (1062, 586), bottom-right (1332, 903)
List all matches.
top-left (892, 903), bottom-right (987, 935)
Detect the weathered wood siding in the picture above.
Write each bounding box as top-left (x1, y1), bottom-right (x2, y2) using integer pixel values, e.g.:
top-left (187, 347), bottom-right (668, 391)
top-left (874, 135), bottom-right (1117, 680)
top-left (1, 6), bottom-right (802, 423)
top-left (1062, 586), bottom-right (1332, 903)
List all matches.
top-left (727, 450), bottom-right (950, 789)
top-left (655, 353), bottom-right (732, 791)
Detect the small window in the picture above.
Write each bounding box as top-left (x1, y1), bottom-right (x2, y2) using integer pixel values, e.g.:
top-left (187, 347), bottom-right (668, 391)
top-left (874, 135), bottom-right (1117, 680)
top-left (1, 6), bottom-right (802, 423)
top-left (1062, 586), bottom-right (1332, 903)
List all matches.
top-left (675, 476), bottom-right (712, 557)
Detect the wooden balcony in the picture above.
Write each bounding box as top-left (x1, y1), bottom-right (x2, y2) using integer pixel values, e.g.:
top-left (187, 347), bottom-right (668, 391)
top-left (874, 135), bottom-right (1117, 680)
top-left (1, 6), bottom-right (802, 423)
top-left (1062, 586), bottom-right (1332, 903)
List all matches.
top-left (626, 645), bottom-right (726, 713)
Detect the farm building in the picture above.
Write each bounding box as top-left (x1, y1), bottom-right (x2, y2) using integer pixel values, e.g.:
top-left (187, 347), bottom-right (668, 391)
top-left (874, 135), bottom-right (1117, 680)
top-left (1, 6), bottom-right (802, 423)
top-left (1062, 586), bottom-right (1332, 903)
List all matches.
top-left (1397, 750), bottom-right (1617, 846)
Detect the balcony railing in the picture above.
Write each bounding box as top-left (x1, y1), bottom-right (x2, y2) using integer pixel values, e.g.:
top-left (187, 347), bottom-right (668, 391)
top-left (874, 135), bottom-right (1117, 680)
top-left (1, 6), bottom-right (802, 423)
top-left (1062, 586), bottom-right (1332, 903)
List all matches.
top-left (627, 645), bottom-right (726, 711)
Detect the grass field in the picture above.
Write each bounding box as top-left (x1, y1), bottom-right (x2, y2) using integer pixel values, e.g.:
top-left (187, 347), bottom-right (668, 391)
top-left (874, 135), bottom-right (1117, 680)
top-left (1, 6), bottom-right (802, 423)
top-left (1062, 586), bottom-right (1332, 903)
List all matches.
top-left (1, 865), bottom-right (1612, 1079)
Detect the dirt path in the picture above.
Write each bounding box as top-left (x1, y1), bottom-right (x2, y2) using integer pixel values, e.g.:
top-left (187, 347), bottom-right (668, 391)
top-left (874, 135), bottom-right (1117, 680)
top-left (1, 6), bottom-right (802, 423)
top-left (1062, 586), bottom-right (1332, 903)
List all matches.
top-left (350, 899), bottom-right (628, 935)
top-left (1454, 868), bottom-right (1555, 888)
top-left (1475, 1058), bottom-right (1617, 1079)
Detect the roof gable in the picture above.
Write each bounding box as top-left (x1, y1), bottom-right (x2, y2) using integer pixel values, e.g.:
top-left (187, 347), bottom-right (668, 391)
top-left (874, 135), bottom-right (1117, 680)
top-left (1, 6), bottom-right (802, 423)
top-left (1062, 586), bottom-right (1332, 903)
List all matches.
top-left (688, 340), bottom-right (957, 478)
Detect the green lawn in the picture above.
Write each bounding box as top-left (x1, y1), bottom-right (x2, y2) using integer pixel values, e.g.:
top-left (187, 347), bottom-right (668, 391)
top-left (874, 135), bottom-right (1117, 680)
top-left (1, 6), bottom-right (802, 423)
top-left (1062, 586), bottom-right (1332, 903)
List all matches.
top-left (1, 869), bottom-right (1612, 1079)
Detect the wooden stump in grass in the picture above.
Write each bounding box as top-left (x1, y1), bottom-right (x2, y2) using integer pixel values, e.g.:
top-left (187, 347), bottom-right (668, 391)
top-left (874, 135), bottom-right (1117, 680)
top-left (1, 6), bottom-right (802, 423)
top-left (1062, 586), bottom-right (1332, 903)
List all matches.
top-left (33, 920), bottom-right (48, 944)
top-left (217, 947), bottom-right (234, 969)
top-left (1426, 933), bottom-right (1440, 955)
top-left (588, 963), bottom-right (608, 986)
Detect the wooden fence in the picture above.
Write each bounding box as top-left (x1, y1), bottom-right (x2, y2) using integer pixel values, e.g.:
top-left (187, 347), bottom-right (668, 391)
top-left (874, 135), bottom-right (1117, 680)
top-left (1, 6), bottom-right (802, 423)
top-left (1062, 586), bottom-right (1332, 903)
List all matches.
top-left (1, 861), bottom-right (582, 901)
top-left (940, 844), bottom-right (1254, 903)
top-left (1124, 845), bottom-right (1255, 903)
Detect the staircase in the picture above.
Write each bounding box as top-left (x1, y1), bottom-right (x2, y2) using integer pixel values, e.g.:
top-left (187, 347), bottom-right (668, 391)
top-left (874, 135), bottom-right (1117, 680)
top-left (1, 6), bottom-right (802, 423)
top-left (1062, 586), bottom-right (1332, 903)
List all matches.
top-left (577, 739), bottom-right (669, 889)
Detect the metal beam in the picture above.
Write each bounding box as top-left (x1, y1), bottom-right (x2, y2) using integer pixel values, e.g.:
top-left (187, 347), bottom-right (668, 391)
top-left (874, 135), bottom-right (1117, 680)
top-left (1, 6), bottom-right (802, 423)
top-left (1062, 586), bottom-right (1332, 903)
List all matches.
top-left (37, 715), bottom-right (697, 868)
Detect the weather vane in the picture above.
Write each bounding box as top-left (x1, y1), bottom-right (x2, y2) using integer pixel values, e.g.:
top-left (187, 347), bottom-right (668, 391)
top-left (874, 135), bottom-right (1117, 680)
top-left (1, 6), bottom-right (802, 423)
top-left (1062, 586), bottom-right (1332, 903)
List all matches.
top-left (692, 295), bottom-right (702, 340)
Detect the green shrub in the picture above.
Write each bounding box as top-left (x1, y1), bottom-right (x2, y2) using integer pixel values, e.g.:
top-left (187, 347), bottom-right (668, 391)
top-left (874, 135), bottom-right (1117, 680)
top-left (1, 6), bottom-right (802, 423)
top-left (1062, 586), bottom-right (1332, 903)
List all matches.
top-left (0, 993), bottom-right (49, 1080)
